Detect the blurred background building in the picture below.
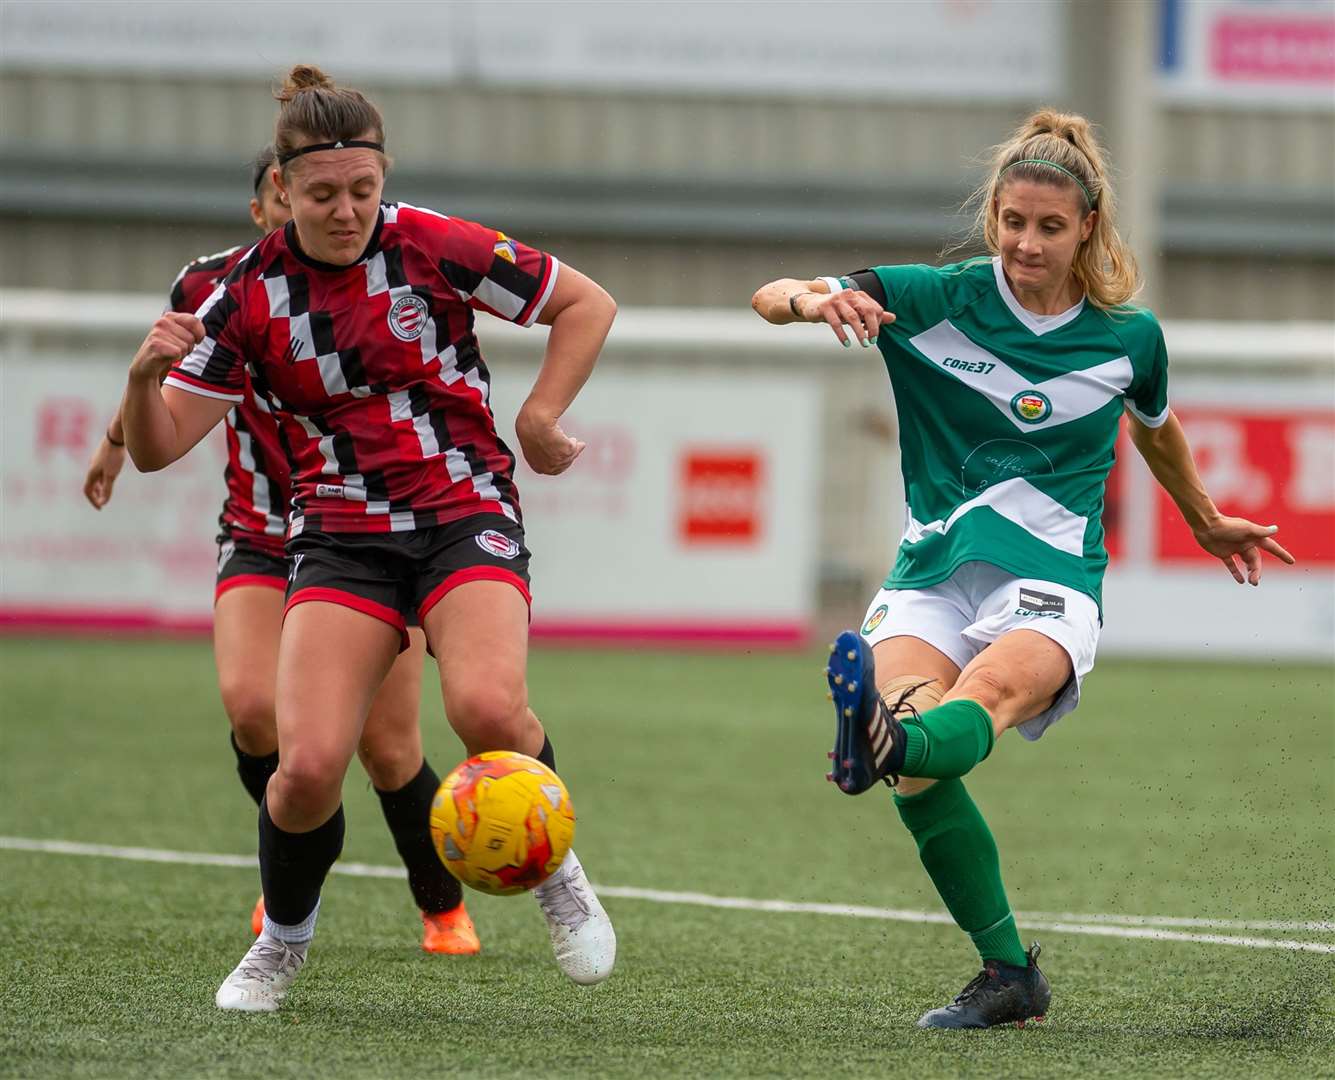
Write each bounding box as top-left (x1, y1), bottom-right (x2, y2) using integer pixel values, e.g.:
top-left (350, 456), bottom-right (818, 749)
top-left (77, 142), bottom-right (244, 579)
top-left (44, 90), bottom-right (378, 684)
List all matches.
top-left (2, 0), bottom-right (1332, 317)
top-left (2, 0), bottom-right (1332, 655)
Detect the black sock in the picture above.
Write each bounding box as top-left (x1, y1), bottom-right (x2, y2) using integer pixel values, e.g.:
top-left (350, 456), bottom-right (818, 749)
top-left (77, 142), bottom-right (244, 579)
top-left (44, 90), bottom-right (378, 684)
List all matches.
top-left (258, 797), bottom-right (345, 927)
top-left (376, 759), bottom-right (463, 914)
top-left (535, 734), bottom-right (556, 773)
top-left (231, 733), bottom-right (279, 806)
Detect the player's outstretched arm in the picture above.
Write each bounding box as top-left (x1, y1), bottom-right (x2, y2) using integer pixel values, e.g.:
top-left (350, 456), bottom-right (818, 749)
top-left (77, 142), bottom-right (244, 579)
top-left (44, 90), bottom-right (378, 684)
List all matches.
top-left (83, 408), bottom-right (127, 509)
top-left (121, 313), bottom-right (232, 472)
top-left (1127, 410), bottom-right (1296, 585)
top-left (751, 277), bottom-right (893, 347)
top-left (520, 266), bottom-right (617, 476)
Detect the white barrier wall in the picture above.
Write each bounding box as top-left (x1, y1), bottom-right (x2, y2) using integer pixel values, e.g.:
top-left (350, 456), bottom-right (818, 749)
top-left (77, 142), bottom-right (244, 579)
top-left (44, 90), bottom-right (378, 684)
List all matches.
top-left (0, 353), bottom-right (819, 643)
top-left (1, 292), bottom-right (1331, 657)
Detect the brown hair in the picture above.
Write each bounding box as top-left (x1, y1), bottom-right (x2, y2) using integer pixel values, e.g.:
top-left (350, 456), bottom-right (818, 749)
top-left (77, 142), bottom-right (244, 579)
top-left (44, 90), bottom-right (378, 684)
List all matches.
top-left (967, 108), bottom-right (1141, 310)
top-left (273, 65), bottom-right (386, 172)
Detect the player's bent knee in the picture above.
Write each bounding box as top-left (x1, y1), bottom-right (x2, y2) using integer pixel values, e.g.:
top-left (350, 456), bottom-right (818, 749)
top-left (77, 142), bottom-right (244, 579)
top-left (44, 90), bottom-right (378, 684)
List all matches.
top-left (218, 681), bottom-right (277, 751)
top-left (447, 682), bottom-right (530, 754)
top-left (271, 750), bottom-right (347, 813)
top-left (357, 735), bottom-right (422, 791)
top-left (952, 665), bottom-right (1014, 713)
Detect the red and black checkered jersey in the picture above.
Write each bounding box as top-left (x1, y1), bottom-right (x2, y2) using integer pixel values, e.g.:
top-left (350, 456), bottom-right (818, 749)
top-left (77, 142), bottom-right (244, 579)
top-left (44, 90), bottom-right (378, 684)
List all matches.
top-left (169, 244), bottom-right (291, 557)
top-left (164, 202), bottom-right (559, 536)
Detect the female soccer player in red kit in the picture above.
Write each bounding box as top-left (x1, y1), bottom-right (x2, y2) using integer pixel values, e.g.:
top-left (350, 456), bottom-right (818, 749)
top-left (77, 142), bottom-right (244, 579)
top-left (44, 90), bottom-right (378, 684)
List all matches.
top-left (85, 146), bottom-right (480, 956)
top-left (118, 66), bottom-right (618, 1011)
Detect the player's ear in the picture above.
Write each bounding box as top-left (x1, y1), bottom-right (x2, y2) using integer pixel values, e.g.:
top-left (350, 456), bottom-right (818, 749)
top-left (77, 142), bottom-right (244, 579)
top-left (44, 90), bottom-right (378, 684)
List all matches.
top-left (249, 197), bottom-right (266, 232)
top-left (1080, 208), bottom-right (1097, 243)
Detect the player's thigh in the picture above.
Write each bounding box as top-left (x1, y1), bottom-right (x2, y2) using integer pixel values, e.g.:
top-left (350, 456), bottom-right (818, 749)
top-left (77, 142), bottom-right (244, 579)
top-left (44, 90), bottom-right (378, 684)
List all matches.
top-left (422, 580), bottom-right (534, 754)
top-left (275, 600), bottom-right (400, 780)
top-left (358, 626), bottom-right (427, 790)
top-left (946, 628), bottom-right (1073, 737)
top-left (212, 581), bottom-right (285, 753)
top-left (872, 635), bottom-right (962, 698)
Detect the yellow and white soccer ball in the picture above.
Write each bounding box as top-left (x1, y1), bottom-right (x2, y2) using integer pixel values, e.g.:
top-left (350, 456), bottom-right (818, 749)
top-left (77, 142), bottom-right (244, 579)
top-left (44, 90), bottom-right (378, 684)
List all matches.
top-left (429, 751), bottom-right (575, 896)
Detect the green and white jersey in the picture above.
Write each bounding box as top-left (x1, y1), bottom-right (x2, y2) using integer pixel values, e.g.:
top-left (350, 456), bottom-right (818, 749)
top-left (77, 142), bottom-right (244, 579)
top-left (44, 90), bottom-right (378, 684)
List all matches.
top-left (826, 257), bottom-right (1169, 611)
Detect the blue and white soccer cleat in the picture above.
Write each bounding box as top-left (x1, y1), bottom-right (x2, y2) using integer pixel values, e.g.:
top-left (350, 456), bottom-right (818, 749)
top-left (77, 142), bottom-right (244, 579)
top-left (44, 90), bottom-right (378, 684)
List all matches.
top-left (824, 630), bottom-right (909, 795)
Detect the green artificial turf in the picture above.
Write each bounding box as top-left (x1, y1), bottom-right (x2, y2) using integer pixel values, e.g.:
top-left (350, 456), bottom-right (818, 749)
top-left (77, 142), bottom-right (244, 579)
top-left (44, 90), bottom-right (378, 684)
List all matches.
top-left (2, 638), bottom-right (1332, 1078)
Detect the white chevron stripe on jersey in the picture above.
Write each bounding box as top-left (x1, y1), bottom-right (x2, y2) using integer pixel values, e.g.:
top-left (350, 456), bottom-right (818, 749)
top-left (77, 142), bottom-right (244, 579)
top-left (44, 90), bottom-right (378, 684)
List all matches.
top-left (230, 412), bottom-right (285, 537)
top-left (908, 319), bottom-right (1133, 432)
top-left (903, 476), bottom-right (1087, 558)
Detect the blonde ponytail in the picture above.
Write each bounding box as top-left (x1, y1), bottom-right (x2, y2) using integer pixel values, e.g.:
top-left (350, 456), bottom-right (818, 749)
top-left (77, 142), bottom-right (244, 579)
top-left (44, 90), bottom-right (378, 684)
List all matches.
top-left (965, 109), bottom-right (1141, 310)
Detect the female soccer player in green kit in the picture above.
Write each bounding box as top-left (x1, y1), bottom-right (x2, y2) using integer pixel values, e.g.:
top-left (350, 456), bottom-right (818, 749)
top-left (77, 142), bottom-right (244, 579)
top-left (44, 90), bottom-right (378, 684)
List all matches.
top-left (752, 109), bottom-right (1295, 1030)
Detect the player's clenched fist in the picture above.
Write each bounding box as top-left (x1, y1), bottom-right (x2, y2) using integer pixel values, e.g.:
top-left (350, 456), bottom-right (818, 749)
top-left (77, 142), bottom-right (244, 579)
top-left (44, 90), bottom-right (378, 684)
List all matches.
top-left (515, 402), bottom-right (585, 476)
top-left (128, 312), bottom-right (205, 383)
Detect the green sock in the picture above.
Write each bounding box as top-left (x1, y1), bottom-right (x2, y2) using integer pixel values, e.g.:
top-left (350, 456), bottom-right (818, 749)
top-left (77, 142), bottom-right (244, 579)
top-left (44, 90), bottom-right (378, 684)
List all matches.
top-left (894, 777), bottom-right (1027, 968)
top-left (899, 699), bottom-right (994, 779)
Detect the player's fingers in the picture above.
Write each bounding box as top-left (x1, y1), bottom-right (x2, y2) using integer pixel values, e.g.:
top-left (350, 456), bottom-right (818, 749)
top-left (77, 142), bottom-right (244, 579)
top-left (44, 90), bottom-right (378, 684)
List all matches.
top-left (164, 324), bottom-right (200, 355)
top-left (854, 299), bottom-right (881, 344)
top-left (82, 471), bottom-right (101, 508)
top-left (1221, 553), bottom-right (1244, 584)
top-left (834, 299), bottom-right (867, 346)
top-left (1241, 544), bottom-right (1263, 586)
top-left (823, 306), bottom-right (851, 347)
top-left (166, 312), bottom-right (207, 343)
top-left (1259, 536), bottom-right (1296, 564)
top-left (880, 310), bottom-right (897, 325)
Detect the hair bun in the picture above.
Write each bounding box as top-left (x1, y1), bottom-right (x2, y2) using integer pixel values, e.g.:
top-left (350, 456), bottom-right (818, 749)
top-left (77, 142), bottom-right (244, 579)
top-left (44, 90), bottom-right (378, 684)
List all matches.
top-left (276, 64), bottom-right (335, 103)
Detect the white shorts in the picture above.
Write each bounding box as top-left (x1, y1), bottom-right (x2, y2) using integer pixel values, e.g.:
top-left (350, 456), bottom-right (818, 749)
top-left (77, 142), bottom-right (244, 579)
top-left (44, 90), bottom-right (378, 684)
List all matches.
top-left (858, 561), bottom-right (1100, 741)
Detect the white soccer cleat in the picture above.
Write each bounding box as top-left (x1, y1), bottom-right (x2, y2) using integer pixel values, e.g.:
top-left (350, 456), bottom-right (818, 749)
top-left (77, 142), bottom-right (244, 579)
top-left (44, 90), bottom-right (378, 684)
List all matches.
top-left (215, 935), bottom-right (307, 1012)
top-left (533, 850), bottom-right (616, 985)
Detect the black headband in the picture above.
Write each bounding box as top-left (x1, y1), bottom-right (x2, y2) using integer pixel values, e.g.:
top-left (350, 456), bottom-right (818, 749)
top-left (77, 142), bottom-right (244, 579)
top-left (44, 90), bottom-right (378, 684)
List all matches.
top-left (277, 139), bottom-right (384, 165)
top-left (251, 153), bottom-right (275, 193)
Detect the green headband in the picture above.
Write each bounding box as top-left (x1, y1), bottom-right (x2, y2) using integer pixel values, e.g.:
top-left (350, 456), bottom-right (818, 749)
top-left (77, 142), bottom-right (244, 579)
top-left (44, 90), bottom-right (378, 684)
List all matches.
top-left (1000, 158), bottom-right (1095, 206)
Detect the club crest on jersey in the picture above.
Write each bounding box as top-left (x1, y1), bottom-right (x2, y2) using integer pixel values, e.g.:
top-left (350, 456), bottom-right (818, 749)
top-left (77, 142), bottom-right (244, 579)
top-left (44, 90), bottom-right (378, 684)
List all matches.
top-left (388, 295), bottom-right (429, 342)
top-left (861, 604), bottom-right (888, 636)
top-left (1010, 390), bottom-right (1051, 424)
top-left (493, 232), bottom-right (517, 264)
top-left (476, 529), bottom-right (521, 560)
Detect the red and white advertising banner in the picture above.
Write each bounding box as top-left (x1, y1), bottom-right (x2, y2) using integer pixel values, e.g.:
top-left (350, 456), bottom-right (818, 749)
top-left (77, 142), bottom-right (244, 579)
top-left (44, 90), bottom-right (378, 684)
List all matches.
top-left (1101, 377), bottom-right (1335, 659)
top-left (1159, 0), bottom-right (1335, 110)
top-left (0, 358), bottom-right (819, 645)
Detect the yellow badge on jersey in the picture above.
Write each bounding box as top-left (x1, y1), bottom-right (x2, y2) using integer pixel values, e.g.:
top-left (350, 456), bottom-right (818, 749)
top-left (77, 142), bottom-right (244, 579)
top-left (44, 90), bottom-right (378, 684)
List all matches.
top-left (494, 232), bottom-right (517, 264)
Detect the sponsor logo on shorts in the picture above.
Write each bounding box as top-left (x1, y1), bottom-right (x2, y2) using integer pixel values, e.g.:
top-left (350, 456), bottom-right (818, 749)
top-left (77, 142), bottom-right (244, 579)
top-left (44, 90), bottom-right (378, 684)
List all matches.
top-left (217, 540), bottom-right (236, 574)
top-left (1016, 587), bottom-right (1066, 618)
top-left (387, 295), bottom-right (429, 342)
top-left (861, 603), bottom-right (889, 636)
top-left (476, 529), bottom-right (521, 560)
top-left (1010, 390), bottom-right (1052, 424)
top-left (288, 552), bottom-right (306, 584)
top-left (316, 483), bottom-right (345, 499)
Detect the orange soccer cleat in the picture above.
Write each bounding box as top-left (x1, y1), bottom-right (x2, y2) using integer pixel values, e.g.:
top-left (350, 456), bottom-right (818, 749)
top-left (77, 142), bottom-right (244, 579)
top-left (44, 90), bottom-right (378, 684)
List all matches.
top-left (250, 894), bottom-right (265, 937)
top-left (421, 904), bottom-right (481, 955)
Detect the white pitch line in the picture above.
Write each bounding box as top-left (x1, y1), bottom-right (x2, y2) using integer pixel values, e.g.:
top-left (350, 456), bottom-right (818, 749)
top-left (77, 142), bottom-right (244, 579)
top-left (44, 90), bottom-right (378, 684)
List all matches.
top-left (4, 836), bottom-right (1333, 955)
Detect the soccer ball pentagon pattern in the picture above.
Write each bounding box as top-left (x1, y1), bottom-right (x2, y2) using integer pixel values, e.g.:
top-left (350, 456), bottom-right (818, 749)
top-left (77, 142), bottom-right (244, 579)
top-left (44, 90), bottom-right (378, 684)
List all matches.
top-left (429, 751), bottom-right (576, 896)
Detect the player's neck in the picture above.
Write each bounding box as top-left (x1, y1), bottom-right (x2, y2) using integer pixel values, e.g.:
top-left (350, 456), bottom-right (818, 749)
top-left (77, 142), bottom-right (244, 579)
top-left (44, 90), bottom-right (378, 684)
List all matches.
top-left (1008, 273), bottom-right (1084, 317)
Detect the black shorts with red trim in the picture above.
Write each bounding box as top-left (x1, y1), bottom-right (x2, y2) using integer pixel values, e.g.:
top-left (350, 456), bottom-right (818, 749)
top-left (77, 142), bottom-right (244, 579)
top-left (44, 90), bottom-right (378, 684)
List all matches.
top-left (215, 535), bottom-right (287, 601)
top-left (284, 514), bottom-right (530, 650)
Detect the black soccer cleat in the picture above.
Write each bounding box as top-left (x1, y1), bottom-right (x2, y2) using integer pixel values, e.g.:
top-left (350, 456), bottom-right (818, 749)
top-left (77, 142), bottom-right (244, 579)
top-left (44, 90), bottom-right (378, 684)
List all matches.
top-left (824, 630), bottom-right (910, 795)
top-left (916, 943), bottom-right (1051, 1030)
